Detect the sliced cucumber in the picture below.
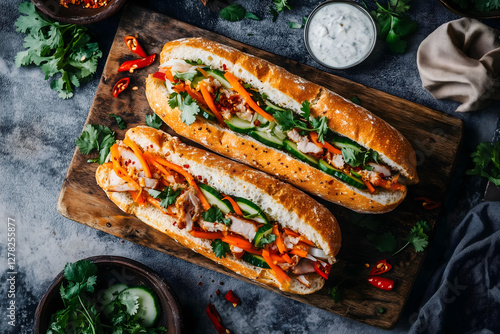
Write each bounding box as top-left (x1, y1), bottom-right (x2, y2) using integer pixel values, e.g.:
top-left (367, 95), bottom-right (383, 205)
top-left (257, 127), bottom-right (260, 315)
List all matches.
top-left (251, 113), bottom-right (269, 127)
top-left (225, 116), bottom-right (255, 134)
top-left (120, 286), bottom-right (160, 327)
top-left (241, 253), bottom-right (270, 269)
top-left (264, 100), bottom-right (287, 112)
top-left (206, 69), bottom-right (231, 89)
top-left (272, 125), bottom-right (287, 141)
top-left (351, 170), bottom-right (362, 178)
top-left (331, 136), bottom-right (363, 152)
top-left (253, 223), bottom-right (275, 249)
top-left (248, 130), bottom-right (284, 149)
top-left (318, 159), bottom-right (367, 189)
top-left (190, 73), bottom-right (205, 89)
top-left (198, 183), bottom-right (232, 214)
top-left (199, 106), bottom-right (216, 122)
top-left (235, 197), bottom-right (269, 224)
top-left (283, 139), bottom-right (319, 167)
top-left (98, 284), bottom-right (128, 307)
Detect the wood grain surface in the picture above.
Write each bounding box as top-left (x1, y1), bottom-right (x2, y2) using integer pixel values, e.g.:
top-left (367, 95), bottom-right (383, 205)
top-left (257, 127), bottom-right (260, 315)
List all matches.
top-left (57, 5), bottom-right (463, 329)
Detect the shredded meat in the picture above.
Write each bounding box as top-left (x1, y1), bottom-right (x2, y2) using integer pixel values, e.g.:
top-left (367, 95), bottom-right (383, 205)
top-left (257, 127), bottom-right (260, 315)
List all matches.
top-left (227, 214), bottom-right (261, 242)
top-left (287, 129), bottom-right (323, 154)
top-left (175, 187), bottom-right (202, 230)
top-left (292, 259), bottom-right (316, 275)
top-left (325, 151), bottom-right (345, 169)
top-left (199, 219), bottom-right (228, 233)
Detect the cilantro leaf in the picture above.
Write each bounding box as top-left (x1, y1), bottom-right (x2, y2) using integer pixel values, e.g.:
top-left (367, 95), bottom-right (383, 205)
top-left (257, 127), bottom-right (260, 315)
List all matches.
top-left (75, 124), bottom-right (116, 164)
top-left (220, 4), bottom-right (247, 22)
top-left (145, 113), bottom-right (163, 129)
top-left (351, 95), bottom-right (361, 105)
top-left (466, 141), bottom-right (500, 186)
top-left (328, 286), bottom-right (341, 303)
top-left (393, 220), bottom-right (430, 255)
top-left (212, 239), bottom-right (230, 258)
top-left (169, 92), bottom-right (201, 126)
top-left (300, 100), bottom-right (311, 119)
top-left (174, 70), bottom-right (198, 82)
top-left (289, 21), bottom-right (303, 29)
top-left (148, 187), bottom-right (182, 208)
top-left (202, 206), bottom-right (231, 226)
top-left (310, 116), bottom-right (328, 143)
top-left (109, 114), bottom-right (127, 130)
top-left (75, 124), bottom-right (99, 154)
top-left (274, 0), bottom-right (291, 12)
top-left (118, 291), bottom-right (139, 316)
top-left (245, 12), bottom-right (261, 20)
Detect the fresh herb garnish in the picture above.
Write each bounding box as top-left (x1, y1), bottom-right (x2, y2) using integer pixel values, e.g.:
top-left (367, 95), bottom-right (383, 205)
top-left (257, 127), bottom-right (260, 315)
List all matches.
top-left (174, 70), bottom-right (198, 82)
top-left (169, 91), bottom-right (201, 126)
top-left (274, 0), bottom-right (291, 12)
top-left (328, 285), bottom-right (341, 303)
top-left (289, 21), bottom-right (303, 29)
top-left (75, 124), bottom-right (116, 164)
top-left (185, 59), bottom-right (204, 66)
top-left (466, 141), bottom-right (500, 186)
top-left (145, 113), bottom-right (163, 129)
top-left (202, 206), bottom-right (231, 226)
top-left (300, 100), bottom-right (311, 119)
top-left (393, 220), bottom-right (430, 255)
top-left (15, 2), bottom-right (102, 99)
top-left (245, 12), bottom-right (262, 21)
top-left (452, 0), bottom-right (500, 12)
top-left (109, 114), bottom-right (127, 130)
top-left (220, 3), bottom-right (260, 22)
top-left (351, 95), bottom-right (361, 105)
top-left (341, 147), bottom-right (379, 169)
top-left (368, 0), bottom-right (418, 53)
top-left (148, 186), bottom-right (182, 208)
top-left (212, 239), bottom-right (231, 258)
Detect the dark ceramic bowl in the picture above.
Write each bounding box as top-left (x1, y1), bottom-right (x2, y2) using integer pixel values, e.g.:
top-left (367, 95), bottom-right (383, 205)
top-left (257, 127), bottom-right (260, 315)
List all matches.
top-left (31, 0), bottom-right (126, 24)
top-left (439, 0), bottom-right (500, 19)
top-left (34, 256), bottom-right (182, 334)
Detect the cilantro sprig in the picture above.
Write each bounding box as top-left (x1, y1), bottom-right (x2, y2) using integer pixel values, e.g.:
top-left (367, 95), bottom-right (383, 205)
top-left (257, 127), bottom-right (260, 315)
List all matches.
top-left (15, 2), bottom-right (102, 99)
top-left (452, 0), bottom-right (500, 12)
top-left (202, 206), bottom-right (232, 226)
top-left (220, 3), bottom-right (261, 22)
top-left (148, 187), bottom-right (182, 209)
top-left (109, 114), bottom-right (127, 130)
top-left (145, 113), bottom-right (163, 129)
top-left (212, 239), bottom-right (231, 258)
top-left (393, 220), bottom-right (430, 255)
top-left (168, 92), bottom-right (201, 126)
top-left (368, 0), bottom-right (418, 53)
top-left (75, 124), bottom-right (116, 164)
top-left (466, 141), bottom-right (500, 186)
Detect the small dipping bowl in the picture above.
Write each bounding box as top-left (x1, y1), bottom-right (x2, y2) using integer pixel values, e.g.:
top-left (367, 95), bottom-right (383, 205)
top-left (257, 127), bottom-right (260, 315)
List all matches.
top-left (304, 1), bottom-right (377, 69)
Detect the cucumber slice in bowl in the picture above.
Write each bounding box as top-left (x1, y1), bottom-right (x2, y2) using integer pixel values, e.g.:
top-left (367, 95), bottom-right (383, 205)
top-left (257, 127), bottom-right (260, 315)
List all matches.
top-left (235, 197), bottom-right (269, 224)
top-left (98, 283), bottom-right (128, 307)
top-left (318, 159), bottom-right (367, 189)
top-left (120, 286), bottom-right (160, 327)
top-left (198, 183), bottom-right (232, 214)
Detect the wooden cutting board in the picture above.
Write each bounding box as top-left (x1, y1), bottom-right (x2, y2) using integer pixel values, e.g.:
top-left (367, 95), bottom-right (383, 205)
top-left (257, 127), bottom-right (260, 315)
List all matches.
top-left (57, 5), bottom-right (463, 329)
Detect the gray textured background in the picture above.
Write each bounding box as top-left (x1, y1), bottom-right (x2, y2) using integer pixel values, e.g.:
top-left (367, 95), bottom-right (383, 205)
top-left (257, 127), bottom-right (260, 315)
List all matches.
top-left (1, 0), bottom-right (499, 333)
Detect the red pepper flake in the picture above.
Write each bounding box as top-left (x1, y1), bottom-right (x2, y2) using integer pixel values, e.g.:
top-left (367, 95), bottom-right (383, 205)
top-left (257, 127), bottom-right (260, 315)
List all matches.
top-left (206, 303), bottom-right (231, 334)
top-left (220, 282), bottom-right (224, 285)
top-left (198, 175), bottom-right (203, 180)
top-left (216, 289), bottom-right (221, 296)
top-left (224, 290), bottom-right (241, 307)
top-left (183, 164), bottom-right (190, 168)
top-left (199, 282), bottom-right (203, 286)
top-left (173, 221), bottom-right (177, 226)
top-left (415, 197), bottom-right (442, 210)
top-left (370, 259), bottom-right (392, 276)
top-left (254, 120), bottom-right (261, 127)
top-left (150, 144), bottom-right (153, 148)
top-left (222, 64), bottom-right (227, 71)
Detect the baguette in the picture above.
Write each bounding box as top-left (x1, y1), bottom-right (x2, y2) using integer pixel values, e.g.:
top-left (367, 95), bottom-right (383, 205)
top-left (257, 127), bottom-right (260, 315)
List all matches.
top-left (145, 38), bottom-right (419, 213)
top-left (96, 126), bottom-right (341, 294)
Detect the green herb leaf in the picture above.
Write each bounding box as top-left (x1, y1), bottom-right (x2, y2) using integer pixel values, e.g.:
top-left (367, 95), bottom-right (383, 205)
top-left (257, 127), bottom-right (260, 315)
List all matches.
top-left (174, 70), bottom-right (198, 82)
top-left (288, 21), bottom-right (303, 29)
top-left (466, 141), bottom-right (500, 186)
top-left (202, 206), bottom-right (231, 226)
top-left (118, 291), bottom-right (139, 316)
top-left (148, 187), bottom-right (182, 208)
top-left (274, 0), bottom-right (291, 12)
top-left (212, 239), bottom-right (231, 258)
top-left (245, 12), bottom-right (261, 20)
top-left (393, 220), bottom-right (430, 255)
top-left (109, 114), bottom-right (127, 130)
top-left (75, 124), bottom-right (116, 164)
top-left (169, 92), bottom-right (201, 126)
top-left (310, 116), bottom-right (328, 143)
top-left (269, 5), bottom-right (279, 22)
top-left (351, 95), bottom-right (361, 105)
top-left (220, 4), bottom-right (247, 22)
top-left (145, 113), bottom-right (163, 129)
top-left (328, 286), bottom-right (341, 303)
top-left (300, 100), bottom-right (311, 119)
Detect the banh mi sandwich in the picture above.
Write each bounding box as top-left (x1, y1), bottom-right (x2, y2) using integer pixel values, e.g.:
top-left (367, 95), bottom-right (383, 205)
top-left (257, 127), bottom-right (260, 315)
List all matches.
top-left (96, 126), bottom-right (341, 294)
top-left (145, 38), bottom-right (419, 213)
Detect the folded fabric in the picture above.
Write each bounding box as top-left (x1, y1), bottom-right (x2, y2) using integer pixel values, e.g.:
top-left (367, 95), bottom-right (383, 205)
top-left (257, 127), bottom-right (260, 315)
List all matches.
top-left (417, 19), bottom-right (500, 112)
top-left (409, 202), bottom-right (500, 333)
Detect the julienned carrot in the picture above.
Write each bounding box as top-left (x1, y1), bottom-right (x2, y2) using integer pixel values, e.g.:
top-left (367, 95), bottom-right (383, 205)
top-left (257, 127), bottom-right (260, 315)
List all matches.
top-left (199, 81), bottom-right (225, 126)
top-left (163, 67), bottom-right (176, 83)
top-left (123, 137), bottom-right (152, 178)
top-left (173, 83), bottom-right (186, 94)
top-left (149, 154), bottom-right (211, 211)
top-left (190, 230), bottom-right (224, 239)
top-left (129, 191), bottom-right (146, 206)
top-left (185, 85), bottom-right (208, 108)
top-left (282, 253), bottom-right (293, 264)
top-left (103, 162), bottom-right (113, 169)
top-left (290, 248), bottom-right (308, 258)
top-left (310, 132), bottom-right (342, 155)
top-left (197, 67), bottom-right (209, 78)
top-left (221, 196), bottom-right (244, 216)
top-left (143, 153), bottom-right (172, 178)
top-left (222, 235), bottom-right (253, 249)
top-left (283, 227), bottom-right (300, 238)
top-left (269, 253), bottom-right (288, 263)
top-left (273, 225), bottom-right (287, 254)
top-left (299, 238), bottom-right (315, 247)
top-left (363, 179), bottom-right (375, 193)
top-left (224, 72), bottom-right (274, 122)
top-left (110, 144), bottom-right (141, 192)
top-left (262, 249), bottom-right (291, 288)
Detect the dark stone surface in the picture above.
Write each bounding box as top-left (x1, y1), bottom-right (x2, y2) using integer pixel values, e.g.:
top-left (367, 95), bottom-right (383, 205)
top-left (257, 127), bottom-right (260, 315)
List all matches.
top-left (1, 0), bottom-right (499, 333)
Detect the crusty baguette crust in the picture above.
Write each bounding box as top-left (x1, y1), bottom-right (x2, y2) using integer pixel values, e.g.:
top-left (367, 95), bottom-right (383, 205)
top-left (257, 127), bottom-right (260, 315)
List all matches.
top-left (96, 126), bottom-right (340, 294)
top-left (145, 38), bottom-right (418, 213)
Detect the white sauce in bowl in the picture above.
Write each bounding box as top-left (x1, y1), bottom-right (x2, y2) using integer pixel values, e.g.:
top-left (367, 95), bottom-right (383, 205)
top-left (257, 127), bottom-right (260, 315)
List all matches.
top-left (306, 2), bottom-right (375, 69)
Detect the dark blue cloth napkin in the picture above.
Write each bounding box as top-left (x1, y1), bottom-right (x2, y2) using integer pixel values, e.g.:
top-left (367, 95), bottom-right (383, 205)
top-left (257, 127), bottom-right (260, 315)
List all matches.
top-left (409, 202), bottom-right (500, 333)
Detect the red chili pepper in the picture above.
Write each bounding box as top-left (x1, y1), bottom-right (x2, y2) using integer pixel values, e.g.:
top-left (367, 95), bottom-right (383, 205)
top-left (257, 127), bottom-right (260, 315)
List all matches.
top-left (415, 197), bottom-right (442, 210)
top-left (152, 71), bottom-right (166, 81)
top-left (112, 77), bottom-right (130, 97)
top-left (118, 54), bottom-right (157, 73)
top-left (369, 259), bottom-right (392, 276)
top-left (124, 35), bottom-right (147, 58)
top-left (314, 261), bottom-right (331, 280)
top-left (367, 276), bottom-right (394, 291)
top-left (206, 303), bottom-right (231, 334)
top-left (224, 290), bottom-right (241, 307)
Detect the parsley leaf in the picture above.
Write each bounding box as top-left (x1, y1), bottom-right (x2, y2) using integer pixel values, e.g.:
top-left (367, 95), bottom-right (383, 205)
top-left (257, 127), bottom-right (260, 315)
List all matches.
top-left (212, 239), bottom-right (231, 258)
top-left (466, 141), bottom-right (500, 186)
top-left (220, 4), bottom-right (247, 22)
top-left (300, 100), bottom-right (311, 119)
top-left (145, 113), bottom-right (163, 129)
top-left (169, 92), bottom-right (201, 126)
top-left (75, 124), bottom-right (116, 164)
top-left (15, 2), bottom-right (102, 98)
top-left (393, 220), bottom-right (430, 255)
top-left (148, 187), bottom-right (182, 208)
top-left (109, 114), bottom-right (126, 130)
top-left (202, 206), bottom-right (231, 226)
top-left (274, 0), bottom-right (291, 12)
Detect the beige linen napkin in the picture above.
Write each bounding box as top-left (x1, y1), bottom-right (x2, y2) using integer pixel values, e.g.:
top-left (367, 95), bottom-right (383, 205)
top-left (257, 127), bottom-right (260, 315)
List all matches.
top-left (417, 19), bottom-right (500, 112)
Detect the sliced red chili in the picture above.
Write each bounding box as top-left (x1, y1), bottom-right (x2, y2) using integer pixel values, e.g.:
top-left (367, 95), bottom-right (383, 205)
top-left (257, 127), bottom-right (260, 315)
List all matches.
top-left (118, 54), bottom-right (157, 73)
top-left (206, 303), bottom-right (230, 334)
top-left (367, 276), bottom-right (394, 291)
top-left (152, 71), bottom-right (166, 81)
top-left (415, 197), bottom-right (442, 210)
top-left (314, 261), bottom-right (331, 280)
top-left (124, 35), bottom-right (147, 58)
top-left (370, 259), bottom-right (392, 276)
top-left (112, 77), bottom-right (130, 97)
top-left (224, 290), bottom-right (241, 307)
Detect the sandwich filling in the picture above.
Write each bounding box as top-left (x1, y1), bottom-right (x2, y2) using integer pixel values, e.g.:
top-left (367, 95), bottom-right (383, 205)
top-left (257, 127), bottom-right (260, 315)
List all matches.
top-left (103, 139), bottom-right (335, 289)
top-left (152, 58), bottom-right (406, 194)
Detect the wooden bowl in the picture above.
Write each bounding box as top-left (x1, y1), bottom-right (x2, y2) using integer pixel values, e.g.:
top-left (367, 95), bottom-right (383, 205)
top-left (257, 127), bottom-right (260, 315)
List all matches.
top-left (439, 0), bottom-right (500, 19)
top-left (31, 0), bottom-right (126, 24)
top-left (34, 255), bottom-right (182, 334)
